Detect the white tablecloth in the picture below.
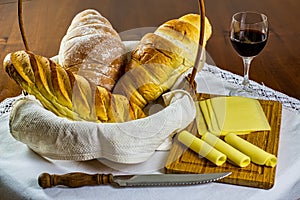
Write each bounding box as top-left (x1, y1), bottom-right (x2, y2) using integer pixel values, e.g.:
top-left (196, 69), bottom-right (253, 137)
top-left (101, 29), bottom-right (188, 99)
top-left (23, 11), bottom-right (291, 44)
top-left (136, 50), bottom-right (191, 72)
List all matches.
top-left (1, 64), bottom-right (300, 200)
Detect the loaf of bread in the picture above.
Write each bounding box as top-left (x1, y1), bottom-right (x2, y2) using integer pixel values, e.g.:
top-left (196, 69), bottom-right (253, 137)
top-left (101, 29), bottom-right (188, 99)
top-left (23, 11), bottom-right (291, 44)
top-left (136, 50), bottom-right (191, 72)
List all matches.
top-left (4, 12), bottom-right (211, 123)
top-left (113, 14), bottom-right (212, 109)
top-left (4, 51), bottom-right (145, 122)
top-left (58, 9), bottom-right (126, 91)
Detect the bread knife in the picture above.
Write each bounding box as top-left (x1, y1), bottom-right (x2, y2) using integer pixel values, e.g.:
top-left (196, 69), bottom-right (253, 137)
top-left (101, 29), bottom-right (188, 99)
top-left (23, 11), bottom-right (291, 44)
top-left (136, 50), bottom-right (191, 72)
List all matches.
top-left (38, 172), bottom-right (231, 188)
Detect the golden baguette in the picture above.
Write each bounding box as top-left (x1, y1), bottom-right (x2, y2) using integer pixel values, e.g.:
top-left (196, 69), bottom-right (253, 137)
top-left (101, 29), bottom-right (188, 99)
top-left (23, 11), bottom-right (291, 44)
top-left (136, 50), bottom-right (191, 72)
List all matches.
top-left (113, 14), bottom-right (212, 109)
top-left (4, 50), bottom-right (145, 122)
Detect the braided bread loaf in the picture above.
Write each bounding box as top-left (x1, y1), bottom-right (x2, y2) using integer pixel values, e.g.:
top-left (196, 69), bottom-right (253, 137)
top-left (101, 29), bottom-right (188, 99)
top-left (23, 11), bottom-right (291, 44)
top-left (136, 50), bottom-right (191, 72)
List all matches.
top-left (113, 14), bottom-right (212, 109)
top-left (4, 51), bottom-right (145, 122)
top-left (58, 9), bottom-right (126, 91)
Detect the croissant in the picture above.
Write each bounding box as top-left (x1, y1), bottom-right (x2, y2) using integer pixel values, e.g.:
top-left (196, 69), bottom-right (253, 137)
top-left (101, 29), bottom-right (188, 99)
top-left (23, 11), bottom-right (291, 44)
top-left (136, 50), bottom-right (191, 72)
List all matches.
top-left (58, 9), bottom-right (126, 91)
top-left (113, 14), bottom-right (212, 109)
top-left (4, 51), bottom-right (145, 122)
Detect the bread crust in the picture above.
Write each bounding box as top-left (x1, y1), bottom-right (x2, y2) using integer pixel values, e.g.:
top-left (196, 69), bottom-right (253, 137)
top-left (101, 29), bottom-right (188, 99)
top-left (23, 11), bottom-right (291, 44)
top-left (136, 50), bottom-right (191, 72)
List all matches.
top-left (59, 9), bottom-right (126, 91)
top-left (4, 12), bottom-right (212, 123)
top-left (115, 14), bottom-right (212, 109)
top-left (4, 51), bottom-right (145, 122)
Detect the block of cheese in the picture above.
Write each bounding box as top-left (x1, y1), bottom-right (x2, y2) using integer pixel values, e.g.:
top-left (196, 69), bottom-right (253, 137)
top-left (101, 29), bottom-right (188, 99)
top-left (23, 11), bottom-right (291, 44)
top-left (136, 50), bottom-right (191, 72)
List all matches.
top-left (224, 133), bottom-right (277, 167)
top-left (177, 131), bottom-right (226, 166)
top-left (199, 96), bottom-right (271, 136)
top-left (201, 132), bottom-right (250, 167)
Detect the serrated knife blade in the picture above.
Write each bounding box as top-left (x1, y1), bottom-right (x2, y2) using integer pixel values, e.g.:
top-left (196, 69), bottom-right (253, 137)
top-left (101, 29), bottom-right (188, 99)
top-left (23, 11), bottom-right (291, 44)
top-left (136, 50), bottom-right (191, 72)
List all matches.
top-left (38, 172), bottom-right (231, 188)
top-left (114, 172), bottom-right (231, 187)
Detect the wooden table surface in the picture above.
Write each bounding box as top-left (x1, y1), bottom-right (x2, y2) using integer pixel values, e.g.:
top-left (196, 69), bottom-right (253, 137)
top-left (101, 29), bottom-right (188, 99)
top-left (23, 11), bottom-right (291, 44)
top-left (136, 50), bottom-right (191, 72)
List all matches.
top-left (0, 0), bottom-right (299, 102)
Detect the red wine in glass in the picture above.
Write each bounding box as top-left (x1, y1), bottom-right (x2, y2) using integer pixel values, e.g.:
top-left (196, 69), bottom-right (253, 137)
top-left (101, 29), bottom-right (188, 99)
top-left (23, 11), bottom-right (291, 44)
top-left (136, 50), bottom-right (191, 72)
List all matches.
top-left (230, 30), bottom-right (267, 57)
top-left (229, 11), bottom-right (268, 96)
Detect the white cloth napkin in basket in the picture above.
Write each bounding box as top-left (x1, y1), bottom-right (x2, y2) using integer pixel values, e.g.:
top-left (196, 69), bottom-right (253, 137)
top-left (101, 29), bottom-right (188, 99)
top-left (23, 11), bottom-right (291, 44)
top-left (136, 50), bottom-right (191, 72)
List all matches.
top-left (8, 89), bottom-right (196, 164)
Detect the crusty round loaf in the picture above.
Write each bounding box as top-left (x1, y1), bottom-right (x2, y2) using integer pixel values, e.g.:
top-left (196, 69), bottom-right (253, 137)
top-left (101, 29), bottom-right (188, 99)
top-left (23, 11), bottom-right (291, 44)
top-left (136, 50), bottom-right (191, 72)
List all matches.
top-left (66, 9), bottom-right (112, 32)
top-left (58, 9), bottom-right (126, 91)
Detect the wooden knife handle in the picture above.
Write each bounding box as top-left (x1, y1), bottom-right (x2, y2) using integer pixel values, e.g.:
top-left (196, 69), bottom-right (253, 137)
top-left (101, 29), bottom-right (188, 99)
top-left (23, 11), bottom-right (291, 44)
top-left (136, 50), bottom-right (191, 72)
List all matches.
top-left (38, 172), bottom-right (114, 188)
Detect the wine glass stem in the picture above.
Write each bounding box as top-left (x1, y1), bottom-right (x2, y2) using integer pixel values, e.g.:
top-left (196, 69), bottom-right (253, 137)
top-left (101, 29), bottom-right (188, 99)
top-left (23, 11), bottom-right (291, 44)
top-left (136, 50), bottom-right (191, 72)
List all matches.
top-left (242, 57), bottom-right (253, 89)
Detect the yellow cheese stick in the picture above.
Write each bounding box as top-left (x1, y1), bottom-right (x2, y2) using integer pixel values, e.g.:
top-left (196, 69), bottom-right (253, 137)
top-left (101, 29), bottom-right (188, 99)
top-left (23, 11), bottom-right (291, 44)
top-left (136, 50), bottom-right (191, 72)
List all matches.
top-left (224, 133), bottom-right (277, 167)
top-left (177, 131), bottom-right (227, 166)
top-left (202, 132), bottom-right (251, 168)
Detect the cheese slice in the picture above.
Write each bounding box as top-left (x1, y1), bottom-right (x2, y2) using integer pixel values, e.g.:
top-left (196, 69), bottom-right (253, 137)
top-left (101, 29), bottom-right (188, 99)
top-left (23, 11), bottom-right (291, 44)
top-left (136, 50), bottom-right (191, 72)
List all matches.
top-left (199, 96), bottom-right (271, 136)
top-left (195, 102), bottom-right (209, 136)
top-left (199, 100), bottom-right (214, 133)
top-left (202, 132), bottom-right (250, 167)
top-left (225, 133), bottom-right (277, 167)
top-left (178, 131), bottom-right (227, 166)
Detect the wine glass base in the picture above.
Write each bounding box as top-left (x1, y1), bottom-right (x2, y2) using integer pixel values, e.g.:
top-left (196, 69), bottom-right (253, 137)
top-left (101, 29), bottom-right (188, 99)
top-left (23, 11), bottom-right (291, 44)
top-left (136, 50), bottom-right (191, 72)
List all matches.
top-left (229, 87), bottom-right (259, 99)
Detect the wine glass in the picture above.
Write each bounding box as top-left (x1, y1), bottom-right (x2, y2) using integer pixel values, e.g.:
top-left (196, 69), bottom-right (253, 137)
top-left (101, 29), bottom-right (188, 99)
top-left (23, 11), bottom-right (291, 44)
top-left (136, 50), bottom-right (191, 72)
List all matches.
top-left (229, 11), bottom-right (268, 96)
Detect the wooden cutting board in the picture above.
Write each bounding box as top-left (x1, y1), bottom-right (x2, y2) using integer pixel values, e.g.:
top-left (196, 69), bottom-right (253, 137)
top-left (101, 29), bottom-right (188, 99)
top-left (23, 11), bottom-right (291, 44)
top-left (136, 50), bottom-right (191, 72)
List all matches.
top-left (165, 94), bottom-right (282, 189)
